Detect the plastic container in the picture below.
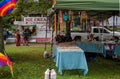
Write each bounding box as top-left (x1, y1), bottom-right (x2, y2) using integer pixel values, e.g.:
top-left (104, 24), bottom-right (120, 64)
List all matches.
top-left (44, 69), bottom-right (56, 79)
top-left (51, 69), bottom-right (56, 79)
top-left (45, 69), bottom-right (49, 79)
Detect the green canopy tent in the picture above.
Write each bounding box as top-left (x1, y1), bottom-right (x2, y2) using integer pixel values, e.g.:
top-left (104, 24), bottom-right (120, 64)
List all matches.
top-left (46, 0), bottom-right (120, 74)
top-left (54, 0), bottom-right (119, 11)
top-left (48, 0), bottom-right (119, 16)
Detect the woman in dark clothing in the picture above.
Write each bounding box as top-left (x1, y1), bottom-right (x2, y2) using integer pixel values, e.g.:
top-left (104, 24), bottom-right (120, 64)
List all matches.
top-left (23, 28), bottom-right (30, 46)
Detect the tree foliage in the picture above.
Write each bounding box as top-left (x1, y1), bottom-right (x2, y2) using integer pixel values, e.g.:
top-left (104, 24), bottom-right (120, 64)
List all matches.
top-left (11, 0), bottom-right (53, 20)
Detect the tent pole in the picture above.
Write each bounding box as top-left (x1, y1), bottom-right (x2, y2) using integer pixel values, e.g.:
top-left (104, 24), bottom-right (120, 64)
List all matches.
top-left (45, 16), bottom-right (48, 51)
top-left (99, 12), bottom-right (103, 43)
top-left (49, 13), bottom-right (55, 70)
top-left (113, 12), bottom-right (115, 38)
top-left (51, 15), bottom-right (54, 57)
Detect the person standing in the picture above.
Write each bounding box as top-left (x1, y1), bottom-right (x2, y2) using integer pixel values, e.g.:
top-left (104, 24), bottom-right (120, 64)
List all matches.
top-left (15, 30), bottom-right (21, 46)
top-left (23, 28), bottom-right (30, 46)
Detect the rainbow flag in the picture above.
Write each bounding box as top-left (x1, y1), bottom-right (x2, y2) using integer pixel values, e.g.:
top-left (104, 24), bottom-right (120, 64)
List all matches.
top-left (0, 0), bottom-right (16, 16)
top-left (0, 52), bottom-right (13, 77)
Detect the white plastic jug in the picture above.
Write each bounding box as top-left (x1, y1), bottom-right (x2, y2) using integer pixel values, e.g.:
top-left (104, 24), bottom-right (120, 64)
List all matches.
top-left (51, 69), bottom-right (56, 79)
top-left (44, 69), bottom-right (56, 79)
top-left (45, 69), bottom-right (49, 79)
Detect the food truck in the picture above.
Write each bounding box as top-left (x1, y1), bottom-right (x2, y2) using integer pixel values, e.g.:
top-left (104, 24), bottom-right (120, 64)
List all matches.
top-left (14, 17), bottom-right (52, 42)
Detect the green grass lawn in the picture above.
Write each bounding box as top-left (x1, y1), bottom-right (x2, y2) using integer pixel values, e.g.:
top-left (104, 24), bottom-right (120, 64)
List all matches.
top-left (0, 44), bottom-right (120, 79)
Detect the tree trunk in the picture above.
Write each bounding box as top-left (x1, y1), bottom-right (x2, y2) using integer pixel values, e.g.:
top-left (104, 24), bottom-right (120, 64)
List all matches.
top-left (66, 20), bottom-right (72, 42)
top-left (0, 17), bottom-right (4, 53)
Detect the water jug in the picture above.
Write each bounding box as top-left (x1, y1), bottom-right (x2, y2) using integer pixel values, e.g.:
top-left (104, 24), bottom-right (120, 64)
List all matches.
top-left (44, 69), bottom-right (56, 79)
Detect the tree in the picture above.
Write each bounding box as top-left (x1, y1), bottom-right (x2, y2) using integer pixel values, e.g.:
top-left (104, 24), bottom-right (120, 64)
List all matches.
top-left (0, 17), bottom-right (4, 53)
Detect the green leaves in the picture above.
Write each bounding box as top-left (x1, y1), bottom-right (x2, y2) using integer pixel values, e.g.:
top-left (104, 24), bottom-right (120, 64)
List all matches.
top-left (12, 0), bottom-right (52, 17)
